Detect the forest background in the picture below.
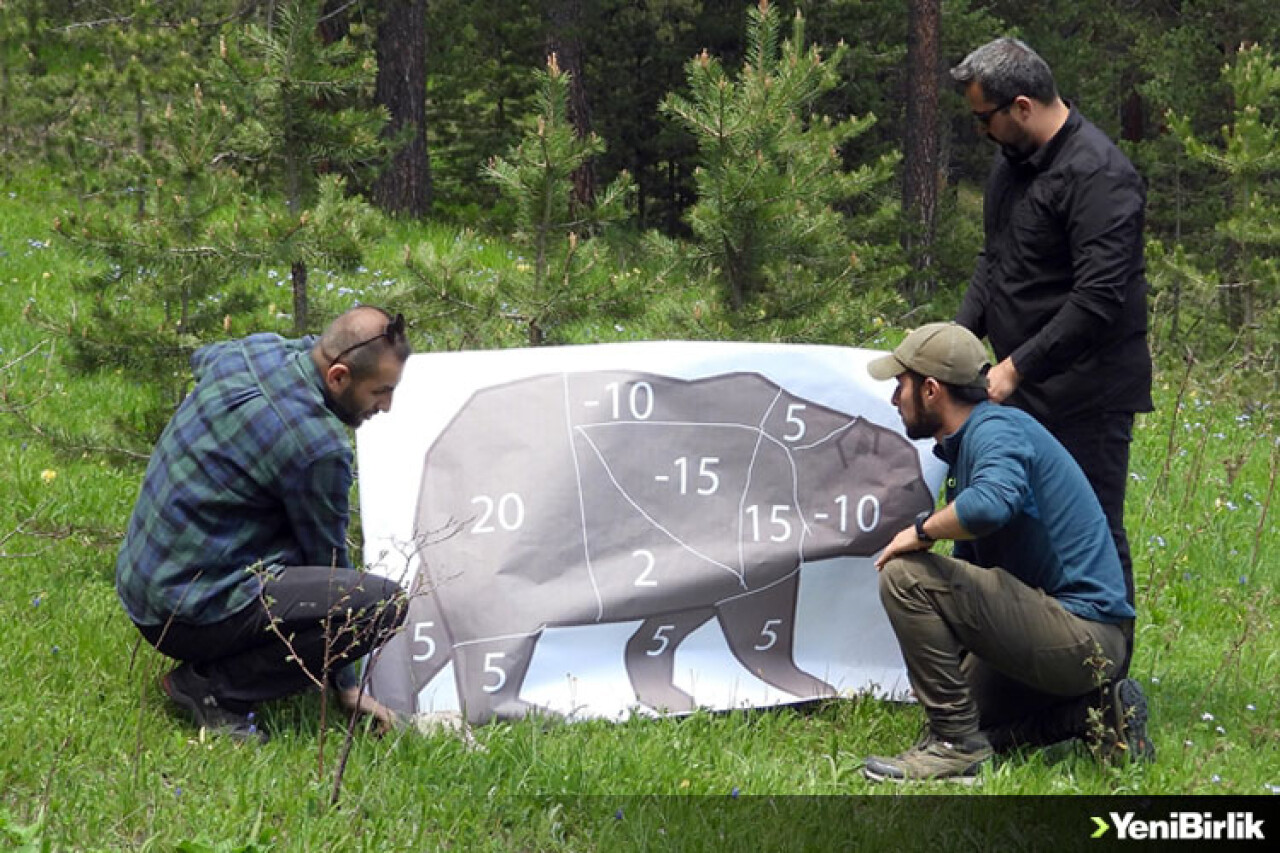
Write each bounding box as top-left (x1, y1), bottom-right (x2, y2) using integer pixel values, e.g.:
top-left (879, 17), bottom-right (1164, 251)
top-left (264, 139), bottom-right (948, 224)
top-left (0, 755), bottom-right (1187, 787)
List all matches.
top-left (0, 0), bottom-right (1277, 849)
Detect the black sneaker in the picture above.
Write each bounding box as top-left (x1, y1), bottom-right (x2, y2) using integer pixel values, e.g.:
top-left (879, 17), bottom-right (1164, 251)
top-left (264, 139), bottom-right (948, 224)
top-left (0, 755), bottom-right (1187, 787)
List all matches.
top-left (161, 664), bottom-right (267, 744)
top-left (1109, 677), bottom-right (1154, 763)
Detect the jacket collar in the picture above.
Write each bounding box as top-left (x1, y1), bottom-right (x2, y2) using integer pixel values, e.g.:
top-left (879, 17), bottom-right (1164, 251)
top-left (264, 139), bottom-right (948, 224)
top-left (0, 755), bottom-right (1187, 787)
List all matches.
top-left (1008, 104), bottom-right (1081, 174)
top-left (932, 401), bottom-right (994, 465)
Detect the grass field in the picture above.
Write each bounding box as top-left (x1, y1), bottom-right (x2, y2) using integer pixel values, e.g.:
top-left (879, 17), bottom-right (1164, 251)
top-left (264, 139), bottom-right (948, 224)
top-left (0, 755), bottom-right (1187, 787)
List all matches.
top-left (1, 172), bottom-right (1276, 851)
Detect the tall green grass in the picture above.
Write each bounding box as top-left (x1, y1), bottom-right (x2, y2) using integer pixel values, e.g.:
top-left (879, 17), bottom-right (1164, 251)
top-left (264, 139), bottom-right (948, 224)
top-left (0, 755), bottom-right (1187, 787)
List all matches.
top-left (1, 172), bottom-right (1276, 850)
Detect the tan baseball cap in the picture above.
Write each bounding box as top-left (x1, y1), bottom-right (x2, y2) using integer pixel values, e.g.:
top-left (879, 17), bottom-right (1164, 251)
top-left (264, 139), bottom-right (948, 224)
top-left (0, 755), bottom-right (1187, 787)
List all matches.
top-left (867, 322), bottom-right (990, 389)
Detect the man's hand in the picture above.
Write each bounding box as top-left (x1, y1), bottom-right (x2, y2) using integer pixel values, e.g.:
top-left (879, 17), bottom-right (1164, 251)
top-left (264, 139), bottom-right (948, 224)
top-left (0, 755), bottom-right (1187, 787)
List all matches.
top-left (986, 356), bottom-right (1021, 403)
top-left (337, 685), bottom-right (398, 736)
top-left (874, 525), bottom-right (934, 571)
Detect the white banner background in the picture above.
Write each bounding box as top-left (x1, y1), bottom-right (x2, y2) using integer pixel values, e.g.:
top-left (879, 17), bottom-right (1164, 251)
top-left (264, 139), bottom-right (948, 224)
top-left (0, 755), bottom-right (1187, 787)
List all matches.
top-left (357, 341), bottom-right (944, 722)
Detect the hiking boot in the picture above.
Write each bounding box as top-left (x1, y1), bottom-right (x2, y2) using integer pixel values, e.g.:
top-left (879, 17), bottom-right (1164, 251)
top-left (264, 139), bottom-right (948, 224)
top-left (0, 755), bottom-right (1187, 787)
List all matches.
top-left (161, 663), bottom-right (268, 744)
top-left (1106, 677), bottom-right (1154, 763)
top-left (863, 731), bottom-right (992, 784)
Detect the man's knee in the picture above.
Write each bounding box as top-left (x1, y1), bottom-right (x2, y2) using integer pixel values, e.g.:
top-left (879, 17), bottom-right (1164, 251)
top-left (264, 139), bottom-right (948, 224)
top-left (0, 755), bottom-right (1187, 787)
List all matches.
top-left (357, 575), bottom-right (408, 637)
top-left (879, 552), bottom-right (939, 593)
top-left (878, 552), bottom-right (946, 615)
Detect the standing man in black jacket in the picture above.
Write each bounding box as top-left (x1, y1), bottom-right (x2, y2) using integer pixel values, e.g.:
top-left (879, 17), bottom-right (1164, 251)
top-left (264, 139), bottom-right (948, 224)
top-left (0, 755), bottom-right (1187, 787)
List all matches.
top-left (950, 38), bottom-right (1152, 681)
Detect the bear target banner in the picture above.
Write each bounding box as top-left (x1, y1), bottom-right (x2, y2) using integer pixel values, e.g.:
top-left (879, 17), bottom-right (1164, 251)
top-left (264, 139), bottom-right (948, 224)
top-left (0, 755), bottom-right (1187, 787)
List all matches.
top-left (355, 341), bottom-right (945, 724)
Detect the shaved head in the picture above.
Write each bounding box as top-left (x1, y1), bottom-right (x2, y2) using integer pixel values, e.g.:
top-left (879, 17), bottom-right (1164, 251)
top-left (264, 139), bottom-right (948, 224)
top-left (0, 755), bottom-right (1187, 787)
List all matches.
top-left (316, 306), bottom-right (411, 379)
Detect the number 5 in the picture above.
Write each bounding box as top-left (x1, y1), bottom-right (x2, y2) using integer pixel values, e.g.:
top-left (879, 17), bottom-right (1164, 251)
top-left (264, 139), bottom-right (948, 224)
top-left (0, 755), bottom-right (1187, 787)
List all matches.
top-left (647, 625), bottom-right (675, 657)
top-left (784, 404), bottom-right (807, 441)
top-left (755, 618), bottom-right (782, 651)
top-left (411, 621), bottom-right (437, 661)
top-left (482, 652), bottom-right (507, 693)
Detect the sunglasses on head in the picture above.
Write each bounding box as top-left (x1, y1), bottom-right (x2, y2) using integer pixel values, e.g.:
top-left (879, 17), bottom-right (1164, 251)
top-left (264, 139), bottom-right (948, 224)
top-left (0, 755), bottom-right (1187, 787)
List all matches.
top-left (329, 312), bottom-right (406, 365)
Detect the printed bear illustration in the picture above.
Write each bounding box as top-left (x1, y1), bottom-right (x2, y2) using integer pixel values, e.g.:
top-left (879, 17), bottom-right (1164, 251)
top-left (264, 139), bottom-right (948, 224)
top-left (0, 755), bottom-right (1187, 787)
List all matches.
top-left (369, 370), bottom-right (933, 723)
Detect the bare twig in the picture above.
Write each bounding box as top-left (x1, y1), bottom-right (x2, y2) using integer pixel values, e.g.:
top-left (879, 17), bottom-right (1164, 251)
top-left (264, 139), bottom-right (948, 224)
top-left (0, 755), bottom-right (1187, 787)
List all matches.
top-left (1145, 349), bottom-right (1196, 526)
top-left (1, 339), bottom-right (151, 463)
top-left (0, 497), bottom-right (55, 559)
top-left (1251, 438), bottom-right (1278, 570)
top-left (134, 572), bottom-right (204, 781)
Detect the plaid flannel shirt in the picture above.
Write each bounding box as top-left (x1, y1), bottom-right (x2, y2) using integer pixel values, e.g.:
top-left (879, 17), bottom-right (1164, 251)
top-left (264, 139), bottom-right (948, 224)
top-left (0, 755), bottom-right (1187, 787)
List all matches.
top-left (116, 333), bottom-right (353, 627)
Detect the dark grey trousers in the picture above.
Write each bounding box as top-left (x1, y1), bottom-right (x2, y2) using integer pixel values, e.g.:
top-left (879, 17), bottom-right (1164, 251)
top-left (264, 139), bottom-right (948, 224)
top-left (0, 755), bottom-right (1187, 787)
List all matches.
top-left (878, 552), bottom-right (1126, 744)
top-left (137, 566), bottom-right (407, 712)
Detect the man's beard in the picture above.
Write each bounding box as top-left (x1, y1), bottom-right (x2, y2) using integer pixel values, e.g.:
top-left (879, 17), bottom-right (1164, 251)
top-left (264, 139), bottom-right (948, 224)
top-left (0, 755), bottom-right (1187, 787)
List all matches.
top-left (993, 129), bottom-right (1037, 164)
top-left (329, 385), bottom-right (370, 428)
top-left (999, 141), bottom-right (1033, 163)
top-left (904, 384), bottom-right (944, 440)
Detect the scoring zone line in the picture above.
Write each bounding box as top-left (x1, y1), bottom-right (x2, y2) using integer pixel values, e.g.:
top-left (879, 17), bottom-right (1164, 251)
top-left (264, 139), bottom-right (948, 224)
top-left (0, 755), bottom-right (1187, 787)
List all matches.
top-left (559, 373), bottom-right (862, 620)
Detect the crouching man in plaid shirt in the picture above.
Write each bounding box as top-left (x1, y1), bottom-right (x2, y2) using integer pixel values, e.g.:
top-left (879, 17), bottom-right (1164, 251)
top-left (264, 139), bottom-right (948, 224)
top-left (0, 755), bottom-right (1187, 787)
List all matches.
top-left (116, 306), bottom-right (411, 742)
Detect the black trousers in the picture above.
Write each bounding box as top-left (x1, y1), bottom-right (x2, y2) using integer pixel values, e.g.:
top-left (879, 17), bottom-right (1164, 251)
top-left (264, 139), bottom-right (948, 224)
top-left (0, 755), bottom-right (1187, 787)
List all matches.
top-left (1048, 411), bottom-right (1137, 674)
top-left (138, 566), bottom-right (407, 711)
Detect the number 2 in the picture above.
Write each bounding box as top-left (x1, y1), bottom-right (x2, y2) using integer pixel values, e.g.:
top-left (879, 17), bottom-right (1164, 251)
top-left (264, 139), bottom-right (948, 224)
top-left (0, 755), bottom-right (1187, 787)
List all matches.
top-left (633, 550), bottom-right (658, 587)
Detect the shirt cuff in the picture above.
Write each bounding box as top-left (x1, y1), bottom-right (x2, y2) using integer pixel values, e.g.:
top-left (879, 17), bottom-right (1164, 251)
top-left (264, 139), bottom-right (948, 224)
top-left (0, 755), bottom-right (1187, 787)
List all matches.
top-left (333, 661), bottom-right (360, 692)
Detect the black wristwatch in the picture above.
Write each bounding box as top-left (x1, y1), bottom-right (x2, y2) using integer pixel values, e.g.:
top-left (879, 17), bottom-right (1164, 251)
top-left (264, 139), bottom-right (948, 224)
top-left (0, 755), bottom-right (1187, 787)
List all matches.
top-left (914, 509), bottom-right (935, 543)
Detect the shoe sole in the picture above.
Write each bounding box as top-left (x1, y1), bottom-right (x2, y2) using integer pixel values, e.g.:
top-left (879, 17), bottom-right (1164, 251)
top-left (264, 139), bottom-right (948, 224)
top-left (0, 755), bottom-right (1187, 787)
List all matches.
top-left (862, 764), bottom-right (982, 785)
top-left (161, 671), bottom-right (267, 744)
top-left (1114, 678), bottom-right (1155, 763)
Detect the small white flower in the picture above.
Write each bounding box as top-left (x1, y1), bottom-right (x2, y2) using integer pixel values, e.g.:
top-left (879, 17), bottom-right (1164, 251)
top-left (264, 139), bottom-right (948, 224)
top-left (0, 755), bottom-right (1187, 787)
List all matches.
top-left (1150, 676), bottom-right (1160, 684)
top-left (1201, 712), bottom-right (1214, 721)
top-left (1247, 703), bottom-right (1256, 711)
top-left (1185, 739), bottom-right (1195, 747)
top-left (1211, 774), bottom-right (1222, 783)
top-left (1216, 725), bottom-right (1226, 735)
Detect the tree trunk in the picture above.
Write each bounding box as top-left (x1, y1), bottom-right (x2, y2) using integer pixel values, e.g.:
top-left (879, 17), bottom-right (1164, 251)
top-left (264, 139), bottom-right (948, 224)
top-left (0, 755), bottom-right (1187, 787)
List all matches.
top-left (292, 260), bottom-right (309, 335)
top-left (901, 0), bottom-right (941, 298)
top-left (1120, 69), bottom-right (1145, 143)
top-left (373, 0), bottom-right (432, 217)
top-left (545, 0), bottom-right (596, 209)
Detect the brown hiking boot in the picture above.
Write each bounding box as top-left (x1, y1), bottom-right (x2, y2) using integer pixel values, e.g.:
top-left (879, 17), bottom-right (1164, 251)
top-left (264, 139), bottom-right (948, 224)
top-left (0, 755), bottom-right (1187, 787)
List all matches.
top-left (863, 730), bottom-right (992, 784)
top-left (1105, 677), bottom-right (1155, 763)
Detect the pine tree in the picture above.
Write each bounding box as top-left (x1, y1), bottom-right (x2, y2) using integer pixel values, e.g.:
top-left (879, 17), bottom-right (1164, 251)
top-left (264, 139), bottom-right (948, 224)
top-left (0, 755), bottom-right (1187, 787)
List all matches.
top-left (400, 54), bottom-right (634, 347)
top-left (218, 0), bottom-right (388, 332)
top-left (658, 0), bottom-right (899, 316)
top-left (1162, 44), bottom-right (1280, 364)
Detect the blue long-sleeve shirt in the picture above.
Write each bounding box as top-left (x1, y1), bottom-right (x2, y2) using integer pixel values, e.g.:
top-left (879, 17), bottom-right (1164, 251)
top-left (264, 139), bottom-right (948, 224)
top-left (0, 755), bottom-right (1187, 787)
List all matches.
top-left (937, 402), bottom-right (1133, 624)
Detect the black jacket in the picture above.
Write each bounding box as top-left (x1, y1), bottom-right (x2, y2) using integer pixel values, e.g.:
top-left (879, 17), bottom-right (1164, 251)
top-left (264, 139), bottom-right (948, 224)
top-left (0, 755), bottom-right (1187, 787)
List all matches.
top-left (957, 109), bottom-right (1153, 424)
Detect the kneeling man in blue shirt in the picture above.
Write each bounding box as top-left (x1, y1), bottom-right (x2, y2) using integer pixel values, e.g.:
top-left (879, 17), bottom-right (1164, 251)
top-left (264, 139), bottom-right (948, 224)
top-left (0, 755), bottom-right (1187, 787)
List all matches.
top-left (863, 322), bottom-right (1153, 784)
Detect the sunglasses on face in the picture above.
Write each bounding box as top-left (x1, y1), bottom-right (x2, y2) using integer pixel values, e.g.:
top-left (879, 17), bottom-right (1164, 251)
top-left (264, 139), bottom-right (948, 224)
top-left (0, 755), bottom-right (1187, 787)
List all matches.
top-left (973, 98), bottom-right (1015, 126)
top-left (329, 312), bottom-right (406, 365)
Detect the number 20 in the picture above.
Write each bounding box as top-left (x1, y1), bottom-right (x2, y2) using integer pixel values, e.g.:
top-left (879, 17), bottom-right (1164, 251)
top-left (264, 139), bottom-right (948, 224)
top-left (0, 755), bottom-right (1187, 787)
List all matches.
top-left (471, 493), bottom-right (525, 533)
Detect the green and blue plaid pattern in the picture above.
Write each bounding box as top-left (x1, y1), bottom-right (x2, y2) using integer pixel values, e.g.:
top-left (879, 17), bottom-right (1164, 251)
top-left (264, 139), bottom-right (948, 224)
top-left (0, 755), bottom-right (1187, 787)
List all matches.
top-left (116, 334), bottom-right (353, 626)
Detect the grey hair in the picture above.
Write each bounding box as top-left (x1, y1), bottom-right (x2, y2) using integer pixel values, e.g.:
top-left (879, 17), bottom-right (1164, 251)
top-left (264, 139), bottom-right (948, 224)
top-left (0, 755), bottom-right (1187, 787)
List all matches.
top-left (950, 37), bottom-right (1058, 105)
